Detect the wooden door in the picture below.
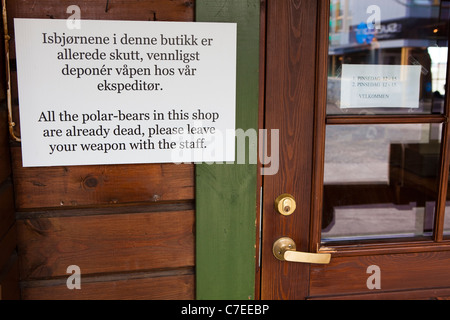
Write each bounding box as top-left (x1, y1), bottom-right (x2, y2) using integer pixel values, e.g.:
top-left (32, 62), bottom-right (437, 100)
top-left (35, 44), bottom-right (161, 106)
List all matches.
top-left (6, 0), bottom-right (196, 300)
top-left (261, 0), bottom-right (450, 300)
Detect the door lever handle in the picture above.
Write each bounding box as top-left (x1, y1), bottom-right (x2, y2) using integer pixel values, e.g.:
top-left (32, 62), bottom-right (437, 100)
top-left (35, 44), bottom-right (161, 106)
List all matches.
top-left (273, 237), bottom-right (331, 265)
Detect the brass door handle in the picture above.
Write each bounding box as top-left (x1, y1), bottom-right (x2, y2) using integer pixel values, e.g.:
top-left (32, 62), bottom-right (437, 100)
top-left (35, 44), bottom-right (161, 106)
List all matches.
top-left (273, 237), bottom-right (331, 265)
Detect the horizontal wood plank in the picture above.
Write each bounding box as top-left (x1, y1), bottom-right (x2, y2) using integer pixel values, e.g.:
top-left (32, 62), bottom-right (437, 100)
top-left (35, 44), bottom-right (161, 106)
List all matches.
top-left (11, 147), bottom-right (194, 209)
top-left (8, 0), bottom-right (193, 22)
top-left (16, 201), bottom-right (194, 219)
top-left (310, 251), bottom-right (450, 297)
top-left (18, 210), bottom-right (195, 280)
top-left (21, 272), bottom-right (194, 300)
top-left (308, 287), bottom-right (450, 300)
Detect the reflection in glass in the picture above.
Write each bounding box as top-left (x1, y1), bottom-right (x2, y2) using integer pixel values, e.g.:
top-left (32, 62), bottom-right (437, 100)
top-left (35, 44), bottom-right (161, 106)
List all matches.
top-left (321, 124), bottom-right (441, 242)
top-left (328, 0), bottom-right (448, 115)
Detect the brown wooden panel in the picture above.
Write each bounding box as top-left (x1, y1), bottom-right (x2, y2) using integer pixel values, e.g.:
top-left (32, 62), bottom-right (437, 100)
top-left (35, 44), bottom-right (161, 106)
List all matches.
top-left (0, 109), bottom-right (11, 183)
top-left (0, 255), bottom-right (20, 300)
top-left (8, 0), bottom-right (193, 22)
top-left (11, 147), bottom-right (194, 209)
top-left (16, 201), bottom-right (194, 220)
top-left (308, 287), bottom-right (450, 300)
top-left (18, 210), bottom-right (195, 280)
top-left (0, 1), bottom-right (18, 295)
top-left (0, 182), bottom-right (14, 240)
top-left (310, 251), bottom-right (450, 297)
top-left (0, 224), bottom-right (17, 272)
top-left (22, 272), bottom-right (194, 300)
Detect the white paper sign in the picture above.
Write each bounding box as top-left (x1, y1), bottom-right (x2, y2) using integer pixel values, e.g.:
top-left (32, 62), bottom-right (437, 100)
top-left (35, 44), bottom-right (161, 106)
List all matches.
top-left (14, 18), bottom-right (237, 167)
top-left (340, 64), bottom-right (421, 109)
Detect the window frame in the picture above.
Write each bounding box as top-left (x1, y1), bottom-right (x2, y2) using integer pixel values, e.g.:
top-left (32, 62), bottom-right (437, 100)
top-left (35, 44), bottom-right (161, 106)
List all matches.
top-left (311, 0), bottom-right (450, 255)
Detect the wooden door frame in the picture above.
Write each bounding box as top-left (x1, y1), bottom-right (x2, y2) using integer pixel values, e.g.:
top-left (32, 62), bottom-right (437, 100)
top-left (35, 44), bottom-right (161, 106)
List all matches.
top-left (260, 0), bottom-right (320, 300)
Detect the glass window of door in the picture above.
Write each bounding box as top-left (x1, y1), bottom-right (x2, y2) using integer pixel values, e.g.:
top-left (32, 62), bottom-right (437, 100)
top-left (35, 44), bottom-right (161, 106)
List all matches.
top-left (322, 0), bottom-right (449, 245)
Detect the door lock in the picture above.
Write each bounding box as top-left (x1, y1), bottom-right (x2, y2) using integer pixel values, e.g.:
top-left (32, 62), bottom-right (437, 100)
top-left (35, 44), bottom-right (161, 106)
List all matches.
top-left (275, 194), bottom-right (296, 216)
top-left (272, 237), bottom-right (331, 264)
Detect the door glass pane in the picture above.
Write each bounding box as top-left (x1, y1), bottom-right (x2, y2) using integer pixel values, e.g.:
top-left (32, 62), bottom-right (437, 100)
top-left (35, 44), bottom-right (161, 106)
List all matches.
top-left (322, 123), bottom-right (441, 242)
top-left (328, 0), bottom-right (448, 115)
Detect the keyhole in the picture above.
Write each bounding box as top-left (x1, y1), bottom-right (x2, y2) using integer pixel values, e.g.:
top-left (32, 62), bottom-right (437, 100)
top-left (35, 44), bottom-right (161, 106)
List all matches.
top-left (283, 199), bottom-right (291, 213)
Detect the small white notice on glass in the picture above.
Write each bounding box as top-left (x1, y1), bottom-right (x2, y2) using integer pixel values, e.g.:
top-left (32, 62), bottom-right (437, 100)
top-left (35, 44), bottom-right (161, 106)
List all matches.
top-left (340, 64), bottom-right (421, 109)
top-left (14, 18), bottom-right (237, 167)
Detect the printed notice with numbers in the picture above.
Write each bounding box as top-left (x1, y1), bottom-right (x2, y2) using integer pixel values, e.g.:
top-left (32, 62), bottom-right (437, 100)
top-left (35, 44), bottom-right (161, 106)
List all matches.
top-left (14, 18), bottom-right (237, 167)
top-left (340, 64), bottom-right (421, 109)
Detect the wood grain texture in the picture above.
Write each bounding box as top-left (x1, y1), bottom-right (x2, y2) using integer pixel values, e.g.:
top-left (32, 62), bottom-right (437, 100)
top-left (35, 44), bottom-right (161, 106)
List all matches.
top-left (0, 255), bottom-right (20, 300)
top-left (0, 2), bottom-right (19, 296)
top-left (22, 272), bottom-right (194, 300)
top-left (11, 147), bottom-right (194, 209)
top-left (17, 210), bottom-right (195, 280)
top-left (8, 0), bottom-right (193, 21)
top-left (261, 0), bottom-right (318, 300)
top-left (0, 224), bottom-right (17, 272)
top-left (310, 251), bottom-right (450, 297)
top-left (308, 287), bottom-right (450, 300)
top-left (0, 181), bottom-right (15, 240)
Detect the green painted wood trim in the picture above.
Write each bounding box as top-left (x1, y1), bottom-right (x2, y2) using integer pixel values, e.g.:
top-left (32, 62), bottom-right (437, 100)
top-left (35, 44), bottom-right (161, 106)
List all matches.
top-left (195, 0), bottom-right (260, 300)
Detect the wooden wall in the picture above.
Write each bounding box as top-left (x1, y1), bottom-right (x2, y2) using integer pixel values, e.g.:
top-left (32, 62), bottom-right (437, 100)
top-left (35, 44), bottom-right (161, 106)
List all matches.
top-left (7, 0), bottom-right (196, 300)
top-left (0, 100), bottom-right (20, 300)
top-left (0, 0), bottom-right (20, 298)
